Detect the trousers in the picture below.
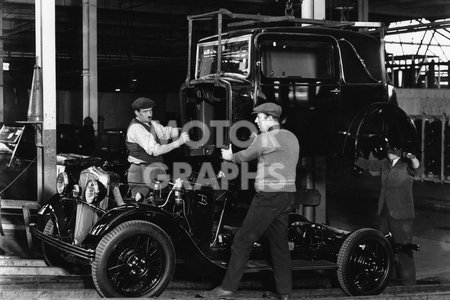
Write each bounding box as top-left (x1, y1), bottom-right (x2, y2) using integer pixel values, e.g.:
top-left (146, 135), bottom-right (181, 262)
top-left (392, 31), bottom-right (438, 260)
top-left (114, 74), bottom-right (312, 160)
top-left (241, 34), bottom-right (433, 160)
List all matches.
top-left (127, 163), bottom-right (166, 198)
top-left (378, 205), bottom-right (416, 285)
top-left (221, 191), bottom-right (294, 295)
top-left (127, 163), bottom-right (150, 197)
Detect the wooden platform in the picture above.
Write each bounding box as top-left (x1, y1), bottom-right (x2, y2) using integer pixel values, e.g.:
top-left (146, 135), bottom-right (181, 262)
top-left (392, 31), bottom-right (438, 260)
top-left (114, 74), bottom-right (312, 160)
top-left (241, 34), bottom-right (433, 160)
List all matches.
top-left (0, 198), bottom-right (39, 252)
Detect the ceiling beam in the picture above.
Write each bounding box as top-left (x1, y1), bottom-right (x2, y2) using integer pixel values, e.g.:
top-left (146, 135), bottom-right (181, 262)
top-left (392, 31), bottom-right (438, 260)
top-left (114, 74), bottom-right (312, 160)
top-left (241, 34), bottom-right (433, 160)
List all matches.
top-left (386, 19), bottom-right (450, 35)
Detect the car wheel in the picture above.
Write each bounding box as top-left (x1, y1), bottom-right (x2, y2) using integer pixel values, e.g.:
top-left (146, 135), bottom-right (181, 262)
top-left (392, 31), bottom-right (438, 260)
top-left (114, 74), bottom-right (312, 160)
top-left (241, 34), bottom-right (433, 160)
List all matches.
top-left (337, 228), bottom-right (393, 296)
top-left (92, 220), bottom-right (175, 298)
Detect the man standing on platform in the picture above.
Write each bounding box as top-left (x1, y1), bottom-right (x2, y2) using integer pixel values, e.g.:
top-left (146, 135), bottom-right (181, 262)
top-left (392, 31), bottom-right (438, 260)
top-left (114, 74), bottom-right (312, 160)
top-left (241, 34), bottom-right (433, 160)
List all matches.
top-left (355, 143), bottom-right (424, 285)
top-left (126, 97), bottom-right (189, 198)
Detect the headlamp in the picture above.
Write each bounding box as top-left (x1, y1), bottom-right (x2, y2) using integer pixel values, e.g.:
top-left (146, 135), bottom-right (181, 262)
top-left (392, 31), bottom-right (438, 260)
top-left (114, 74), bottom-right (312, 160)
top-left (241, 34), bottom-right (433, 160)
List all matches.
top-left (56, 172), bottom-right (69, 195)
top-left (85, 180), bottom-right (100, 204)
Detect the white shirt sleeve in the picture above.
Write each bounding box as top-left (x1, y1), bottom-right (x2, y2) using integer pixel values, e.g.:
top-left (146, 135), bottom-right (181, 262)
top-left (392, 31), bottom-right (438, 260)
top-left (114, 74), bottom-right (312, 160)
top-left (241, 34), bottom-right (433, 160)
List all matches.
top-left (126, 121), bottom-right (183, 157)
top-left (152, 121), bottom-right (180, 141)
top-left (152, 121), bottom-right (171, 142)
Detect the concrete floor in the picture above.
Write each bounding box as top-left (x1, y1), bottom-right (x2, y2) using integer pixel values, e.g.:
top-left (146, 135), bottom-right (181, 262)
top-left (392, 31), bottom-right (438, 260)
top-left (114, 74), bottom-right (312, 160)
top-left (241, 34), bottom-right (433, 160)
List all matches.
top-left (1, 178), bottom-right (450, 298)
top-left (327, 179), bottom-right (450, 285)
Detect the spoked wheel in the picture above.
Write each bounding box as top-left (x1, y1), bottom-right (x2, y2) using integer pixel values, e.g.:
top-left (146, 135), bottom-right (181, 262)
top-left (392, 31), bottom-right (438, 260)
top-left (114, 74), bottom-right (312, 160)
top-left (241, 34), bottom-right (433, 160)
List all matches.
top-left (92, 220), bottom-right (175, 298)
top-left (337, 228), bottom-right (394, 296)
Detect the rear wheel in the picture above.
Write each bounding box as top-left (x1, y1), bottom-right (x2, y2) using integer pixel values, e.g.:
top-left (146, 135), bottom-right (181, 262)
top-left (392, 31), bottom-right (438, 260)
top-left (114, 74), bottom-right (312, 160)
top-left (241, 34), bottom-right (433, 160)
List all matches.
top-left (92, 220), bottom-right (175, 298)
top-left (337, 228), bottom-right (393, 296)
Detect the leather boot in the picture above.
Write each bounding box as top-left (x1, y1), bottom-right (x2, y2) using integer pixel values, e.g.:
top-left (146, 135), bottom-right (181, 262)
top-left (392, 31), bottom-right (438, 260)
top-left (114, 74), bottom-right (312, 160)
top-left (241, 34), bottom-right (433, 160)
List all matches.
top-left (198, 286), bottom-right (234, 298)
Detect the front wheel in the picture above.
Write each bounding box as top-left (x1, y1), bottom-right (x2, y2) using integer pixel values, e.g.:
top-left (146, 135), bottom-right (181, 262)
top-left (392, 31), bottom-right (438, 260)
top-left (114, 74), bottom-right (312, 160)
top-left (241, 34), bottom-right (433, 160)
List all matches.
top-left (92, 220), bottom-right (175, 298)
top-left (337, 228), bottom-right (393, 296)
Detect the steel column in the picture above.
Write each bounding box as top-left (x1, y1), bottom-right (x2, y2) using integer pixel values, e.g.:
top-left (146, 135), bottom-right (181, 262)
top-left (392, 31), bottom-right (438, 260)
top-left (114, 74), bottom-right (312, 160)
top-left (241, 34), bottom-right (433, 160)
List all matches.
top-left (441, 115), bottom-right (445, 181)
top-left (314, 157), bottom-right (326, 224)
top-left (0, 3), bottom-right (3, 123)
top-left (358, 0), bottom-right (369, 22)
top-left (301, 0), bottom-right (325, 20)
top-left (302, 157), bottom-right (315, 221)
top-left (421, 115), bottom-right (426, 180)
top-left (82, 0), bottom-right (98, 132)
top-left (35, 0), bottom-right (56, 204)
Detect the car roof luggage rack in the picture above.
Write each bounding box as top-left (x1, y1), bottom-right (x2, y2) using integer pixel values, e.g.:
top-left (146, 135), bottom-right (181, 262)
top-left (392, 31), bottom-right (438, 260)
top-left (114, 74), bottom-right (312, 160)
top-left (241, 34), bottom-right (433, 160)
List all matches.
top-left (187, 8), bottom-right (384, 31)
top-left (184, 9), bottom-right (384, 84)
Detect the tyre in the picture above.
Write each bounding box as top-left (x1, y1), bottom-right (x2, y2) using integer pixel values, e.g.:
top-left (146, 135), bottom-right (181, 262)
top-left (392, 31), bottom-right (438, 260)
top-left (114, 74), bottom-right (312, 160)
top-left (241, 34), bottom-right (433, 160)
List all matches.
top-left (92, 220), bottom-right (175, 298)
top-left (337, 228), bottom-right (393, 296)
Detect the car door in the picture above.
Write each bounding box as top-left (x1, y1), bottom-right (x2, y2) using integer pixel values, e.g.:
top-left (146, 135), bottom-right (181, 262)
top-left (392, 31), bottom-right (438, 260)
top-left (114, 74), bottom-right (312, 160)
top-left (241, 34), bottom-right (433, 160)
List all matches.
top-left (256, 33), bottom-right (342, 157)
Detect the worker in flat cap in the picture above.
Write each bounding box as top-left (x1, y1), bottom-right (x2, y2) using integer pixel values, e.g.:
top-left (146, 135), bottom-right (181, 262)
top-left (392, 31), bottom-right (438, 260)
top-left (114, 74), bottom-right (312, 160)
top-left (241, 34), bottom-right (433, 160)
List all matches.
top-left (204, 102), bottom-right (299, 300)
top-left (355, 141), bottom-right (424, 285)
top-left (126, 97), bottom-right (189, 199)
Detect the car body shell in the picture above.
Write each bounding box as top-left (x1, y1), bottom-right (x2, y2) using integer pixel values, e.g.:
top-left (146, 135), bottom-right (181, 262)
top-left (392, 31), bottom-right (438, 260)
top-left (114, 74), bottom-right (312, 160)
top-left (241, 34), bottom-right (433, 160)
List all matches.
top-left (180, 22), bottom-right (415, 160)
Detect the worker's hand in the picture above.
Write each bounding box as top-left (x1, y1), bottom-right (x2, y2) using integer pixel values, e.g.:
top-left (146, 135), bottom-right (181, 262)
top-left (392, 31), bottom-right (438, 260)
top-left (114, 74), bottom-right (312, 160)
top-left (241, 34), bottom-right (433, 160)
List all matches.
top-left (170, 127), bottom-right (181, 139)
top-left (179, 132), bottom-right (190, 144)
top-left (221, 144), bottom-right (233, 161)
top-left (405, 152), bottom-right (416, 160)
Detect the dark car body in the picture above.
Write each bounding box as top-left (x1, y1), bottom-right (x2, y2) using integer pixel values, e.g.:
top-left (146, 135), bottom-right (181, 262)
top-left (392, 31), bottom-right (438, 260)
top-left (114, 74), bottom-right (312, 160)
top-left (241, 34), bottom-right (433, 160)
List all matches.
top-left (180, 10), bottom-right (416, 164)
top-left (0, 122), bottom-right (125, 202)
top-left (0, 123), bottom-right (37, 200)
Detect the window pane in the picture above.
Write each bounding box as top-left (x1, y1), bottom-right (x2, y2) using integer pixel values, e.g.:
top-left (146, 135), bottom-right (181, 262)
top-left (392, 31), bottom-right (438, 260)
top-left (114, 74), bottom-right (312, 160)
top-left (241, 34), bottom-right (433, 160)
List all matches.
top-left (196, 35), bottom-right (251, 79)
top-left (260, 39), bottom-right (334, 79)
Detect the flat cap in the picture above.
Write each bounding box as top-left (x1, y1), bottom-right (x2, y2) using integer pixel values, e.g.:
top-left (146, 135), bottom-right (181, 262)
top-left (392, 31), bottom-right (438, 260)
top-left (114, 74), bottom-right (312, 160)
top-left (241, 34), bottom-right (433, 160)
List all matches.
top-left (386, 143), bottom-right (403, 157)
top-left (252, 102), bottom-right (282, 118)
top-left (131, 97), bottom-right (156, 111)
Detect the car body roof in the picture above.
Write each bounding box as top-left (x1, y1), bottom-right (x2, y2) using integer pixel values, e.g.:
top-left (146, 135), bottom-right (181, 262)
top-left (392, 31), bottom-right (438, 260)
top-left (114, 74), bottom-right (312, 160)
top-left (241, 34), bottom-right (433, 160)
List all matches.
top-left (198, 26), bottom-right (381, 44)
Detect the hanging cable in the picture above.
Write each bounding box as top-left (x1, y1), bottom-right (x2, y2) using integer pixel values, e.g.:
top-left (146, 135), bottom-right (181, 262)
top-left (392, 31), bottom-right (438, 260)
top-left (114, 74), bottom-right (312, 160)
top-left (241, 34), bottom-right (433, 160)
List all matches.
top-left (0, 157), bottom-right (37, 196)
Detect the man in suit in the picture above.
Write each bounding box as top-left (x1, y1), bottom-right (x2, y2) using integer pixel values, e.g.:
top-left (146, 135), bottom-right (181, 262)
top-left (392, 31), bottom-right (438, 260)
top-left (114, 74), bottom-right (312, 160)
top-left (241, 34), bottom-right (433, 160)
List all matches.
top-left (355, 143), bottom-right (424, 285)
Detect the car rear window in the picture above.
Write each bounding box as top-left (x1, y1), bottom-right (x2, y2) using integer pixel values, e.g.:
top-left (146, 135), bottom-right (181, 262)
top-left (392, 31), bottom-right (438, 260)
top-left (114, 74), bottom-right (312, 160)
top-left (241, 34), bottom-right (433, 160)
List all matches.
top-left (260, 39), bottom-right (335, 80)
